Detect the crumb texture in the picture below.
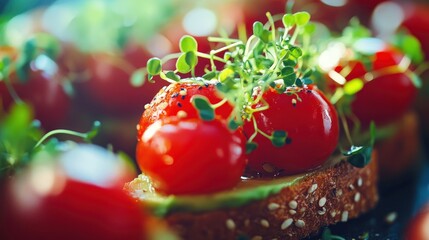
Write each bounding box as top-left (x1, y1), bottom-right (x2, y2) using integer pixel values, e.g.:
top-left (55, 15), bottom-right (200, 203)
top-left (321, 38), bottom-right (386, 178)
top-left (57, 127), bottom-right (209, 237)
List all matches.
top-left (165, 156), bottom-right (379, 240)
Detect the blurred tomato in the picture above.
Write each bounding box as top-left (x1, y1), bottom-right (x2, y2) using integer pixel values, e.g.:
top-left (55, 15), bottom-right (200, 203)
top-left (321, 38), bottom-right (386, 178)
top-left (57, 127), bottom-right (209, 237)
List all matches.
top-left (74, 51), bottom-right (166, 117)
top-left (0, 143), bottom-right (144, 240)
top-left (239, 0), bottom-right (359, 32)
top-left (397, 3), bottom-right (429, 143)
top-left (0, 48), bottom-right (71, 130)
top-left (405, 204), bottom-right (429, 240)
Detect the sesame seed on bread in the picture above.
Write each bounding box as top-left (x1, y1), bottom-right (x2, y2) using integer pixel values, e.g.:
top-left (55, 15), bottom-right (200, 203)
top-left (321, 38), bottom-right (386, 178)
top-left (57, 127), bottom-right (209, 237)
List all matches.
top-left (126, 152), bottom-right (378, 240)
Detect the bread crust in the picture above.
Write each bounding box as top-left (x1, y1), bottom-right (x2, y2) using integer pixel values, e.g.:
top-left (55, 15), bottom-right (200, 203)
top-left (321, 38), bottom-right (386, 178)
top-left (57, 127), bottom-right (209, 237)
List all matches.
top-left (164, 155), bottom-right (378, 240)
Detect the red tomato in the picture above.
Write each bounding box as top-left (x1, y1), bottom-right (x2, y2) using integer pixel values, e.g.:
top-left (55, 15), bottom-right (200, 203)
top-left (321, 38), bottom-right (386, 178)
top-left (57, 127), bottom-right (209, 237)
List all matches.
top-left (136, 117), bottom-right (246, 195)
top-left (404, 204), bottom-right (429, 240)
top-left (401, 3), bottom-right (429, 59)
top-left (239, 0), bottom-right (359, 33)
top-left (329, 49), bottom-right (417, 127)
top-left (243, 86), bottom-right (339, 176)
top-left (0, 50), bottom-right (71, 130)
top-left (75, 52), bottom-right (167, 117)
top-left (0, 166), bottom-right (146, 240)
top-left (137, 81), bottom-right (233, 139)
top-left (57, 143), bottom-right (136, 190)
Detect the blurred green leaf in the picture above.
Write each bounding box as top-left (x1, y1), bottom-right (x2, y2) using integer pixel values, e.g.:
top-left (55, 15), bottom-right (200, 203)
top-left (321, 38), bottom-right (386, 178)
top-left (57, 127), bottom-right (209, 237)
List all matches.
top-left (179, 35), bottom-right (198, 52)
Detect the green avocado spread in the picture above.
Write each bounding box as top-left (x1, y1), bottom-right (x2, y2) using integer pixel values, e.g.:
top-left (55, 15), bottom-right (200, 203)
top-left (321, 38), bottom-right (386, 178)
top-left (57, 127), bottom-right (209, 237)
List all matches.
top-left (125, 155), bottom-right (343, 216)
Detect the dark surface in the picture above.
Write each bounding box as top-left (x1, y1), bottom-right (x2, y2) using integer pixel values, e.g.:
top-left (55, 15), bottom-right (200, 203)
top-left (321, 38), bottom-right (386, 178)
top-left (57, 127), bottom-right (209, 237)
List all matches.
top-left (318, 146), bottom-right (429, 240)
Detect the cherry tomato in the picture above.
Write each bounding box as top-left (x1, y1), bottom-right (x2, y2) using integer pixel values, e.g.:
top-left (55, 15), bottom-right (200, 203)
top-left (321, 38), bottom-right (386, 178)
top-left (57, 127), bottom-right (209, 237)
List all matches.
top-left (404, 204), bottom-right (429, 240)
top-left (75, 52), bottom-right (167, 117)
top-left (330, 49), bottom-right (417, 127)
top-left (239, 0), bottom-right (359, 33)
top-left (0, 50), bottom-right (71, 130)
top-left (137, 81), bottom-right (233, 139)
top-left (399, 3), bottom-right (429, 58)
top-left (243, 86), bottom-right (339, 176)
top-left (136, 117), bottom-right (246, 195)
top-left (56, 143), bottom-right (136, 190)
top-left (0, 162), bottom-right (146, 240)
top-left (397, 3), bottom-right (429, 142)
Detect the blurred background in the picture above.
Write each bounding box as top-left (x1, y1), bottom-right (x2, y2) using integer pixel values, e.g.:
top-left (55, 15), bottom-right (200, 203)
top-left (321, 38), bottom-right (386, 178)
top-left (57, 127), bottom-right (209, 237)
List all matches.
top-left (0, 0), bottom-right (429, 238)
top-left (1, 0), bottom-right (428, 156)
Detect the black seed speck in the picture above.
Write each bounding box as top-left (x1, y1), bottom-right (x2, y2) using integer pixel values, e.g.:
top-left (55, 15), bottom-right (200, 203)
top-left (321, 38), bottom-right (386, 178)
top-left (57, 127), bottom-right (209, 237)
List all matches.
top-left (171, 93), bottom-right (179, 98)
top-left (198, 86), bottom-right (203, 90)
top-left (286, 137), bottom-right (292, 144)
top-left (204, 83), bottom-right (209, 88)
top-left (177, 102), bottom-right (182, 107)
top-left (181, 95), bottom-right (186, 100)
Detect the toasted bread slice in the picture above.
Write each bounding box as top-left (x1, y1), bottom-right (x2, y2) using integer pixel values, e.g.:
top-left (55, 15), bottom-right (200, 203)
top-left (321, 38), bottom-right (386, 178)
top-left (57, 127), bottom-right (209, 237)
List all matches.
top-left (125, 153), bottom-right (378, 240)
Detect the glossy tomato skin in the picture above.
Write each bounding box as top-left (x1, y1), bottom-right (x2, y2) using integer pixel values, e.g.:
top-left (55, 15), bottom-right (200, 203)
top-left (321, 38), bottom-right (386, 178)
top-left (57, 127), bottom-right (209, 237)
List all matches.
top-left (404, 204), bottom-right (429, 240)
top-left (0, 58), bottom-right (71, 130)
top-left (401, 3), bottom-right (429, 59)
top-left (0, 176), bottom-right (146, 240)
top-left (243, 86), bottom-right (339, 176)
top-left (349, 50), bottom-right (417, 127)
top-left (137, 81), bottom-right (233, 139)
top-left (352, 72), bottom-right (417, 127)
top-left (136, 118), bottom-right (247, 195)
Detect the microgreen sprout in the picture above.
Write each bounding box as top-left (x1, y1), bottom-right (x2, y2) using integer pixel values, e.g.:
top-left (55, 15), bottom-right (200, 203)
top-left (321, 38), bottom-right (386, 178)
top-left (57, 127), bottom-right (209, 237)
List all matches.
top-left (321, 227), bottom-right (346, 240)
top-left (135, 11), bottom-right (317, 153)
top-left (0, 102), bottom-right (101, 177)
top-left (33, 121), bottom-right (101, 150)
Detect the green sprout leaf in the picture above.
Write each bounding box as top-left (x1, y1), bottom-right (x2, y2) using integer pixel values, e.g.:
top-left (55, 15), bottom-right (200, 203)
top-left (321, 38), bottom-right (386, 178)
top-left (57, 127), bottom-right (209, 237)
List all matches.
top-left (322, 228), bottom-right (346, 240)
top-left (283, 59), bottom-right (297, 67)
top-left (219, 68), bottom-right (235, 82)
top-left (345, 145), bottom-right (373, 168)
top-left (392, 33), bottom-right (424, 64)
top-left (289, 46), bottom-right (302, 59)
top-left (282, 72), bottom-right (296, 87)
top-left (343, 78), bottom-right (364, 95)
top-left (228, 118), bottom-right (241, 131)
top-left (294, 12), bottom-right (310, 27)
top-left (344, 122), bottom-right (376, 168)
top-left (246, 142), bottom-right (258, 154)
top-left (165, 71), bottom-right (180, 82)
top-left (85, 121), bottom-right (101, 142)
top-left (202, 71), bottom-right (217, 80)
top-left (253, 21), bottom-right (264, 38)
top-left (130, 68), bottom-right (146, 87)
top-left (369, 121), bottom-right (376, 146)
top-left (191, 96), bottom-right (215, 121)
top-left (282, 14), bottom-right (295, 28)
top-left (185, 51), bottom-right (198, 68)
top-left (302, 78), bottom-right (313, 85)
top-left (147, 57), bottom-right (162, 76)
top-left (176, 52), bottom-right (197, 74)
top-left (303, 23), bottom-right (316, 35)
top-left (180, 35), bottom-right (198, 52)
top-left (252, 21), bottom-right (271, 43)
top-left (296, 78), bottom-right (303, 87)
top-left (271, 130), bottom-right (287, 147)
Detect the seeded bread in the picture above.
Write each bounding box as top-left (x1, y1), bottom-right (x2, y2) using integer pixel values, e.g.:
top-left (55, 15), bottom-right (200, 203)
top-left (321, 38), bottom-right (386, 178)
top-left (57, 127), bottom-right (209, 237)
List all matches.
top-left (127, 153), bottom-right (378, 240)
